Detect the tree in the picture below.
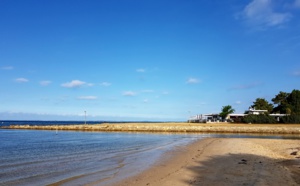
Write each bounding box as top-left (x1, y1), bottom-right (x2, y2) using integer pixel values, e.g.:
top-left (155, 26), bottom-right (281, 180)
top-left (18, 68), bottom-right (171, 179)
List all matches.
top-left (219, 105), bottom-right (235, 120)
top-left (272, 91), bottom-right (290, 114)
top-left (251, 98), bottom-right (273, 113)
top-left (286, 89), bottom-right (300, 115)
top-left (286, 108), bottom-right (292, 115)
top-left (272, 91), bottom-right (289, 105)
top-left (271, 90), bottom-right (300, 115)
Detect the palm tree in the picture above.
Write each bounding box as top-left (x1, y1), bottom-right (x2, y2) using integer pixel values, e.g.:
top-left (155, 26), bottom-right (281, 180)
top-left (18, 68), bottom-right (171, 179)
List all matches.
top-left (219, 105), bottom-right (235, 121)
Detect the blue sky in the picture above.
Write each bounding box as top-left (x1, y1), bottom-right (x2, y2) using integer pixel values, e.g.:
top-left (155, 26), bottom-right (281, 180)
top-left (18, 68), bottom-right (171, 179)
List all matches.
top-left (1, 0), bottom-right (300, 121)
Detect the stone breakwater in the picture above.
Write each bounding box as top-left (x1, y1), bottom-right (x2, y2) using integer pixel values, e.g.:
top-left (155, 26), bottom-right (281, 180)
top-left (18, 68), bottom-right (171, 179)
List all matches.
top-left (2, 123), bottom-right (300, 134)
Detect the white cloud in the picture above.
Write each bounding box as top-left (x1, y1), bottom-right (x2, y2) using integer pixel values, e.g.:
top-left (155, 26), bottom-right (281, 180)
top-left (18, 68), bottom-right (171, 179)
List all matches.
top-left (136, 68), bottom-right (146, 73)
top-left (143, 99), bottom-right (149, 103)
top-left (122, 91), bottom-right (137, 96)
top-left (162, 91), bottom-right (169, 95)
top-left (186, 78), bottom-right (200, 84)
top-left (61, 80), bottom-right (88, 88)
top-left (241, 0), bottom-right (291, 28)
top-left (15, 78), bottom-right (29, 83)
top-left (235, 101), bottom-right (242, 105)
top-left (292, 70), bottom-right (300, 76)
top-left (294, 0), bottom-right (300, 8)
top-left (100, 82), bottom-right (112, 86)
top-left (40, 80), bottom-right (52, 86)
top-left (197, 102), bottom-right (207, 106)
top-left (57, 96), bottom-right (70, 102)
top-left (1, 66), bottom-right (14, 70)
top-left (77, 96), bottom-right (98, 100)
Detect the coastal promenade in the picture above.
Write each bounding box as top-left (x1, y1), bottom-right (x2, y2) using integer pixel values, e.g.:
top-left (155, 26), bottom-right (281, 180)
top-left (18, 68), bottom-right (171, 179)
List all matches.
top-left (2, 123), bottom-right (300, 134)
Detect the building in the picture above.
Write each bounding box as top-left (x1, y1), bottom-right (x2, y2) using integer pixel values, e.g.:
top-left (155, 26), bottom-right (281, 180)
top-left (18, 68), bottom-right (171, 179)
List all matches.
top-left (247, 108), bottom-right (268, 115)
top-left (188, 113), bottom-right (221, 123)
top-left (188, 108), bottom-right (288, 123)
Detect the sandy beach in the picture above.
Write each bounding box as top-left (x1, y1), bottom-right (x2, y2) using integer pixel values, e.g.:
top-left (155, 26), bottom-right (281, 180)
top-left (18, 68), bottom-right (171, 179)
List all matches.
top-left (110, 138), bottom-right (300, 186)
top-left (2, 123), bottom-right (300, 185)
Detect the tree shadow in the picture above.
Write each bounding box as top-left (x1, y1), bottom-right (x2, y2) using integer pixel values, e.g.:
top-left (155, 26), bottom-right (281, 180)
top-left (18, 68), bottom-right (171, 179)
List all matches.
top-left (184, 153), bottom-right (300, 186)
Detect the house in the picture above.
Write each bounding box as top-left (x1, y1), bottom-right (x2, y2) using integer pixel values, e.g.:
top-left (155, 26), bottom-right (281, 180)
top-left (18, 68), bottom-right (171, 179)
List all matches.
top-left (247, 108), bottom-right (268, 115)
top-left (188, 113), bottom-right (222, 123)
top-left (188, 108), bottom-right (288, 123)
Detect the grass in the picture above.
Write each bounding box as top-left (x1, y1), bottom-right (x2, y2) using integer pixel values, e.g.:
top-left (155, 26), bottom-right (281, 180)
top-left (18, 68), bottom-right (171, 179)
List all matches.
top-left (2, 122), bottom-right (300, 134)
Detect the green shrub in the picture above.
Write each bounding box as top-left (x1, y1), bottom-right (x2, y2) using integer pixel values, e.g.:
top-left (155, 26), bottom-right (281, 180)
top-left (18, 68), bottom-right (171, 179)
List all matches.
top-left (280, 115), bottom-right (300, 124)
top-left (231, 117), bottom-right (243, 123)
top-left (242, 114), bottom-right (277, 124)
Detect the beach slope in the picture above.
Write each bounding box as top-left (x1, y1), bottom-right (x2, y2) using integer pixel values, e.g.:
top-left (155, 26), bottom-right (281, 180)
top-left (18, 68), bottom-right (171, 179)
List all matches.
top-left (112, 138), bottom-right (300, 186)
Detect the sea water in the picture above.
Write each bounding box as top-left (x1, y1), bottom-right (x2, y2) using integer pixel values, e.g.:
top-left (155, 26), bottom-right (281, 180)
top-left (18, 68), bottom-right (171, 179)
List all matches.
top-left (0, 120), bottom-right (105, 127)
top-left (1, 127), bottom-right (299, 186)
top-left (0, 129), bottom-right (211, 186)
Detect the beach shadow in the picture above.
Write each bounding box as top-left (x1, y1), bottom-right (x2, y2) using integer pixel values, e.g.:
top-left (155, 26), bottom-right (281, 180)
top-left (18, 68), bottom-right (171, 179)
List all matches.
top-left (184, 153), bottom-right (300, 186)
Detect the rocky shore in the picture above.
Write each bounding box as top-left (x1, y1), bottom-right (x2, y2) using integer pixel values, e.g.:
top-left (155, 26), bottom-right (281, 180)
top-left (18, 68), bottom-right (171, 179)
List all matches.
top-left (2, 123), bottom-right (300, 134)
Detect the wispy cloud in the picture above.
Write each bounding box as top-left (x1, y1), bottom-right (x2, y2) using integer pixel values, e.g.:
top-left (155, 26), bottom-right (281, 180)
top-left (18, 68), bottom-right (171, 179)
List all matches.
top-left (294, 0), bottom-right (300, 8)
top-left (186, 78), bottom-right (201, 84)
top-left (40, 80), bottom-right (52, 86)
top-left (122, 91), bottom-right (137, 96)
top-left (229, 82), bottom-right (262, 90)
top-left (77, 96), bottom-right (98, 100)
top-left (292, 70), bottom-right (300, 76)
top-left (143, 99), bottom-right (149, 103)
top-left (0, 111), bottom-right (88, 120)
top-left (100, 82), bottom-right (112, 86)
top-left (235, 101), bottom-right (242, 105)
top-left (57, 96), bottom-right (70, 103)
top-left (15, 78), bottom-right (29, 83)
top-left (1, 66), bottom-right (14, 70)
top-left (240, 0), bottom-right (292, 29)
top-left (136, 68), bottom-right (146, 73)
top-left (61, 80), bottom-right (91, 88)
top-left (162, 91), bottom-right (169, 95)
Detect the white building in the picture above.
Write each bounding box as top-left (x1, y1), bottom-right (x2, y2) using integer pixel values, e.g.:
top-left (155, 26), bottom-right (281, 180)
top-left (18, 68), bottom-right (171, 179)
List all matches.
top-left (189, 108), bottom-right (288, 123)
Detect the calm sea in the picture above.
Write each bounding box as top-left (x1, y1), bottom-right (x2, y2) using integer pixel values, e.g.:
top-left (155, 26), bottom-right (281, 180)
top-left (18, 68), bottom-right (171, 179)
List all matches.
top-left (1, 121), bottom-right (300, 186)
top-left (0, 128), bottom-right (211, 186)
top-left (0, 120), bottom-right (107, 127)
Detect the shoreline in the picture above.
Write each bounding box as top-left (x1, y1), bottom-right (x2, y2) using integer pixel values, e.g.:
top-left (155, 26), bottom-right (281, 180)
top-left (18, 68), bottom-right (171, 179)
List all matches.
top-left (2, 123), bottom-right (300, 134)
top-left (2, 125), bottom-right (300, 185)
top-left (110, 137), bottom-right (300, 186)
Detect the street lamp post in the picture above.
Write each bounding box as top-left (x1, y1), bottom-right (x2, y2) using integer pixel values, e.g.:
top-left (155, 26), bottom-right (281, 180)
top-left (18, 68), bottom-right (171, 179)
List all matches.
top-left (84, 111), bottom-right (86, 125)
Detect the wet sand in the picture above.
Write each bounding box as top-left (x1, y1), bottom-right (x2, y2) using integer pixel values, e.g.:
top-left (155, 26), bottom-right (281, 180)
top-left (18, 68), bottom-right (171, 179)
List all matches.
top-left (111, 138), bottom-right (300, 186)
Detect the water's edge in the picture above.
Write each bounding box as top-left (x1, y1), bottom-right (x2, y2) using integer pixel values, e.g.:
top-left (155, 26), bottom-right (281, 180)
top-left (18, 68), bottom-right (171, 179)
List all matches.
top-left (1, 128), bottom-right (300, 186)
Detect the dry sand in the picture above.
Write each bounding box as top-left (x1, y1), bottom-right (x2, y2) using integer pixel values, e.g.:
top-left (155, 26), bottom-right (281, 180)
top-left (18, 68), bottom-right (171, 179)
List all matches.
top-left (111, 138), bottom-right (300, 186)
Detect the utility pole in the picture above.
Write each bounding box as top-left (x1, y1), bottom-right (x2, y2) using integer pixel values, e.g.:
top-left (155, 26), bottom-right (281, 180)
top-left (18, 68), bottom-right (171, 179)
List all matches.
top-left (84, 111), bottom-right (86, 125)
